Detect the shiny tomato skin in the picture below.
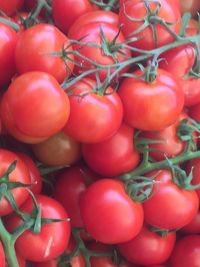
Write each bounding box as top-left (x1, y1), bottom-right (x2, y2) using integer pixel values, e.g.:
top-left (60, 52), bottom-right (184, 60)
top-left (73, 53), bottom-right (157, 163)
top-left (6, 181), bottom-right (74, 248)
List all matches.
top-left (52, 0), bottom-right (93, 34)
top-left (118, 68), bottom-right (184, 131)
top-left (80, 179), bottom-right (144, 244)
top-left (82, 123), bottom-right (140, 177)
top-left (119, 0), bottom-right (181, 51)
top-left (15, 24), bottom-right (74, 83)
top-left (68, 10), bottom-right (119, 37)
top-left (5, 194), bottom-right (71, 262)
top-left (0, 0), bottom-right (24, 16)
top-left (1, 71), bottom-right (70, 144)
top-left (118, 225), bottom-right (176, 266)
top-left (0, 149), bottom-right (31, 216)
top-left (143, 170), bottom-right (199, 230)
top-left (0, 241), bottom-right (5, 267)
top-left (63, 78), bottom-right (123, 144)
top-left (169, 235), bottom-right (200, 267)
top-left (0, 22), bottom-right (17, 87)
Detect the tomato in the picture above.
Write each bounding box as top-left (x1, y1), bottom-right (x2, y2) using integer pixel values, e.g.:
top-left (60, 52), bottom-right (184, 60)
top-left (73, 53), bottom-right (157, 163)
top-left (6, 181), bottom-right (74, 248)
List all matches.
top-left (17, 152), bottom-right (42, 194)
top-left (0, 0), bottom-right (24, 16)
top-left (179, 0), bottom-right (200, 16)
top-left (82, 122), bottom-right (140, 177)
top-left (0, 241), bottom-right (5, 267)
top-left (0, 149), bottom-right (31, 216)
top-left (54, 165), bottom-right (91, 227)
top-left (139, 112), bottom-right (194, 161)
top-left (52, 0), bottom-right (93, 34)
top-left (142, 170), bottom-right (199, 230)
top-left (181, 208), bottom-right (200, 234)
top-left (118, 68), bottom-right (184, 131)
top-left (68, 10), bottom-right (119, 37)
top-left (119, 0), bottom-right (181, 51)
top-left (69, 22), bottom-right (131, 81)
top-left (15, 23), bottom-right (74, 83)
top-left (32, 131), bottom-right (81, 166)
top-left (80, 179), bottom-right (144, 244)
top-left (169, 235), bottom-right (200, 267)
top-left (1, 71), bottom-right (70, 144)
top-left (118, 225), bottom-right (176, 265)
top-left (63, 78), bottom-right (123, 144)
top-left (5, 194), bottom-right (71, 262)
top-left (0, 22), bottom-right (17, 87)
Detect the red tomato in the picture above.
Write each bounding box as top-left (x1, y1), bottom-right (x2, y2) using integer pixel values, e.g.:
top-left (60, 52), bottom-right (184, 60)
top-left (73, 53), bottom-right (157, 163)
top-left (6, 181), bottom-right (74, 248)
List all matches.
top-left (63, 78), bottom-right (123, 144)
top-left (119, 0), bottom-right (181, 51)
top-left (0, 241), bottom-right (5, 267)
top-left (32, 131), bottom-right (81, 166)
top-left (1, 71), bottom-right (70, 144)
top-left (69, 22), bottom-right (131, 81)
top-left (169, 235), bottom-right (200, 267)
top-left (15, 24), bottom-right (74, 83)
top-left (52, 0), bottom-right (93, 34)
top-left (0, 22), bottom-right (17, 87)
top-left (5, 194), bottom-right (71, 262)
top-left (118, 225), bottom-right (176, 265)
top-left (68, 10), bottom-right (119, 37)
top-left (181, 208), bottom-right (200, 234)
top-left (82, 122), bottom-right (140, 177)
top-left (142, 170), bottom-right (199, 230)
top-left (0, 149), bottom-right (31, 216)
top-left (17, 152), bottom-right (42, 195)
top-left (80, 179), bottom-right (144, 244)
top-left (118, 69), bottom-right (184, 131)
top-left (0, 0), bottom-right (24, 16)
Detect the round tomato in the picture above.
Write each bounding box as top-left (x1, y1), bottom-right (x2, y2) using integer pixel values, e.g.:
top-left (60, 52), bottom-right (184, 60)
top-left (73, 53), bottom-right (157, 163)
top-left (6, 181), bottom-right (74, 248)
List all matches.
top-left (118, 68), bottom-right (184, 131)
top-left (0, 149), bottom-right (31, 216)
top-left (80, 179), bottom-right (144, 244)
top-left (15, 23), bottom-right (74, 83)
top-left (181, 208), bottom-right (200, 234)
top-left (0, 0), bottom-right (24, 16)
top-left (82, 122), bottom-right (140, 177)
top-left (63, 78), bottom-right (123, 144)
top-left (118, 225), bottom-right (176, 265)
top-left (0, 22), bottom-right (17, 87)
top-left (142, 170), bottom-right (199, 230)
top-left (32, 131), bottom-right (81, 166)
top-left (1, 71), bottom-right (70, 144)
top-left (0, 241), bottom-right (5, 267)
top-left (5, 194), bottom-right (71, 262)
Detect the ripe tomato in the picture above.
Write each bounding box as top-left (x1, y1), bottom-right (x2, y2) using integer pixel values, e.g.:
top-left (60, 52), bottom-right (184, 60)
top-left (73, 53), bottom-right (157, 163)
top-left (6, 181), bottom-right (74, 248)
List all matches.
top-left (82, 122), bottom-right (140, 177)
top-left (118, 68), bottom-right (184, 131)
top-left (5, 194), bottom-right (71, 262)
top-left (0, 241), bottom-right (5, 267)
top-left (169, 235), bottom-right (200, 267)
top-left (0, 149), bottom-right (31, 216)
top-left (68, 10), bottom-right (119, 37)
top-left (32, 131), bottom-right (81, 166)
top-left (181, 209), bottom-right (200, 234)
top-left (63, 78), bottom-right (123, 144)
top-left (118, 225), bottom-right (176, 265)
top-left (142, 170), bottom-right (199, 230)
top-left (119, 0), bottom-right (181, 51)
top-left (15, 23), bottom-right (74, 83)
top-left (52, 0), bottom-right (93, 34)
top-left (80, 179), bottom-right (144, 244)
top-left (0, 22), bottom-right (17, 87)
top-left (0, 0), bottom-right (24, 16)
top-left (1, 71), bottom-right (70, 144)
top-left (70, 22), bottom-right (131, 81)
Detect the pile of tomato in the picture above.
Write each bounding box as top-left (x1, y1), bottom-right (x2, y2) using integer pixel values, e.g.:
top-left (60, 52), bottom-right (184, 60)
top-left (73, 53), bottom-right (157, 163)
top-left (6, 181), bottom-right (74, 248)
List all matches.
top-left (0, 0), bottom-right (200, 266)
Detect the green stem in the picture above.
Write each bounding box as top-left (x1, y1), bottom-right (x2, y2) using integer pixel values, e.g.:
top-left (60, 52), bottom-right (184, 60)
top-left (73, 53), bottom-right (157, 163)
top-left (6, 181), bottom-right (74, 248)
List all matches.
top-left (120, 150), bottom-right (200, 180)
top-left (0, 18), bottom-right (20, 31)
top-left (104, 0), bottom-right (118, 11)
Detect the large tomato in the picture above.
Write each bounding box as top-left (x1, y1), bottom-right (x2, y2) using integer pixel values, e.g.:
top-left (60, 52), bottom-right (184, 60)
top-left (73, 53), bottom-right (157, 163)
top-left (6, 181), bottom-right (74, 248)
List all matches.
top-left (0, 149), bottom-right (31, 216)
top-left (118, 225), bottom-right (176, 265)
top-left (80, 179), bottom-right (144, 244)
top-left (0, 71), bottom-right (70, 144)
top-left (119, 0), bottom-right (181, 51)
top-left (82, 122), bottom-right (140, 177)
top-left (142, 170), bottom-right (199, 230)
top-left (15, 23), bottom-right (74, 83)
top-left (5, 194), bottom-right (71, 262)
top-left (118, 68), bottom-right (184, 131)
top-left (0, 22), bottom-right (17, 87)
top-left (63, 78), bottom-right (123, 144)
